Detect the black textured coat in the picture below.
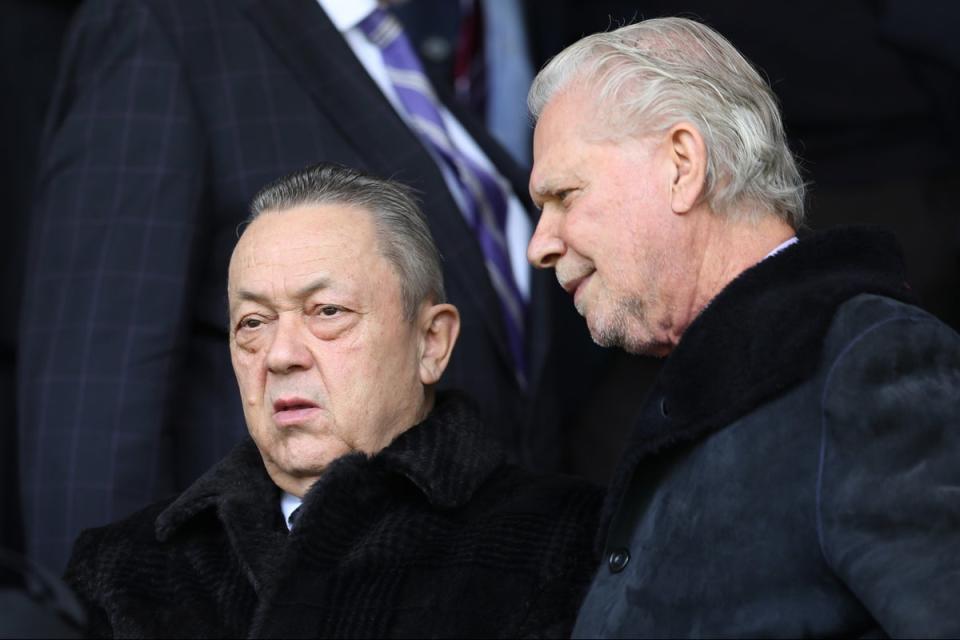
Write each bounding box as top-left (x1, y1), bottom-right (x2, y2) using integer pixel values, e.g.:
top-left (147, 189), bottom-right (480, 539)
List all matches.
top-left (65, 394), bottom-right (602, 638)
top-left (574, 227), bottom-right (960, 637)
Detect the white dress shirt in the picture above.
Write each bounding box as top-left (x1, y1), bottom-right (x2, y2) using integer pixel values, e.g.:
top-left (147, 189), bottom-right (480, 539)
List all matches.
top-left (764, 236), bottom-right (799, 260)
top-left (281, 491), bottom-right (302, 531)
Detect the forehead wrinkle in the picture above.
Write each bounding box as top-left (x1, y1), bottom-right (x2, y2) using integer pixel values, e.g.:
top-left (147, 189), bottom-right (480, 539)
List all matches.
top-left (235, 271), bottom-right (343, 301)
top-left (240, 237), bottom-right (346, 268)
top-left (228, 204), bottom-right (383, 312)
top-left (291, 276), bottom-right (334, 300)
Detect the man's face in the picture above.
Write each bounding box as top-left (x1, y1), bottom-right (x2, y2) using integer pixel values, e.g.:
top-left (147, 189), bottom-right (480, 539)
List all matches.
top-left (527, 87), bottom-right (691, 356)
top-left (228, 204), bottom-right (428, 495)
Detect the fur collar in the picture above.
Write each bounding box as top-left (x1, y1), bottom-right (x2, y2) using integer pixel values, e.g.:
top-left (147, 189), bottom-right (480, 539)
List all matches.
top-left (154, 436), bottom-right (275, 543)
top-left (366, 391), bottom-right (505, 509)
top-left (155, 391), bottom-right (503, 542)
top-left (601, 226), bottom-right (915, 536)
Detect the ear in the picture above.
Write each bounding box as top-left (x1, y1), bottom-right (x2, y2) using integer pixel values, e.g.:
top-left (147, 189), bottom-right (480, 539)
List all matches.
top-left (417, 303), bottom-right (461, 386)
top-left (667, 122), bottom-right (707, 214)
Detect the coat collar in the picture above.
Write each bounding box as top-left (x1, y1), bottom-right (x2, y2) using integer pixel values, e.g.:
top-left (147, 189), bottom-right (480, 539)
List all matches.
top-left (155, 437), bottom-right (276, 543)
top-left (155, 391), bottom-right (503, 542)
top-left (601, 226), bottom-right (916, 539)
top-left (154, 436), bottom-right (286, 594)
top-left (369, 391), bottom-right (505, 508)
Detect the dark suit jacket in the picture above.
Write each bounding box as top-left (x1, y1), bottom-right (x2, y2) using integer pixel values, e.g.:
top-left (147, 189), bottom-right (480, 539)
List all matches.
top-left (65, 393), bottom-right (602, 638)
top-left (19, 0), bottom-right (587, 572)
top-left (0, 0), bottom-right (79, 557)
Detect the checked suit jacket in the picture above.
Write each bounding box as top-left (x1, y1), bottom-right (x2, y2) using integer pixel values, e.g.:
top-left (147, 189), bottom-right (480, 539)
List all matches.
top-left (19, 0), bottom-right (592, 572)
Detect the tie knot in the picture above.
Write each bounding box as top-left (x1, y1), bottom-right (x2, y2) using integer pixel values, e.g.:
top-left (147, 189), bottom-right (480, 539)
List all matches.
top-left (358, 7), bottom-right (402, 49)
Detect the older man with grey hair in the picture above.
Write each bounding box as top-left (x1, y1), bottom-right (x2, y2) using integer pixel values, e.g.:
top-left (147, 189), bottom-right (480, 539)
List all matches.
top-left (526, 17), bottom-right (960, 638)
top-left (63, 163), bottom-right (602, 638)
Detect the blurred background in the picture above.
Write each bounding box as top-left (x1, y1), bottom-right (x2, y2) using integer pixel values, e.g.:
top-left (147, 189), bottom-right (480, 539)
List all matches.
top-left (2, 0), bottom-right (957, 573)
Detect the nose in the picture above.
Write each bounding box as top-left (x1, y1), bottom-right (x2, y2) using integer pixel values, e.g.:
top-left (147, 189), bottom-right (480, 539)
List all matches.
top-left (527, 208), bottom-right (565, 269)
top-left (265, 313), bottom-right (313, 374)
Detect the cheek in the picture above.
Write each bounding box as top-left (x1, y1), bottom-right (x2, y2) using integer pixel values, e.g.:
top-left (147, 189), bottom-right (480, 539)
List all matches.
top-left (562, 209), bottom-right (598, 258)
top-left (310, 340), bottom-right (364, 417)
top-left (348, 332), bottom-right (419, 403)
top-left (230, 347), bottom-right (266, 399)
top-left (567, 192), bottom-right (624, 244)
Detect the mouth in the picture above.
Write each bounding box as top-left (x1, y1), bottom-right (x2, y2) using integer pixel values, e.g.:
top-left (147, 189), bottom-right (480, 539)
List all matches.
top-left (272, 397), bottom-right (321, 427)
top-left (560, 271), bottom-right (593, 304)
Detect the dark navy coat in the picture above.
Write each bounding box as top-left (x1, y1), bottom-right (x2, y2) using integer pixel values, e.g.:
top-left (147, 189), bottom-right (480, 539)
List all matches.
top-left (574, 228), bottom-right (960, 638)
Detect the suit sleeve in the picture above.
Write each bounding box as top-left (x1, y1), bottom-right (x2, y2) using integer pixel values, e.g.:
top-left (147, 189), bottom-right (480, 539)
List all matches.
top-left (18, 0), bottom-right (207, 573)
top-left (819, 312), bottom-right (960, 637)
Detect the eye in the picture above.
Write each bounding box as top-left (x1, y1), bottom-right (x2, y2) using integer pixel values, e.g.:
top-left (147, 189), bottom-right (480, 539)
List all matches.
top-left (558, 188), bottom-right (577, 204)
top-left (237, 316), bottom-right (265, 331)
top-left (314, 304), bottom-right (344, 318)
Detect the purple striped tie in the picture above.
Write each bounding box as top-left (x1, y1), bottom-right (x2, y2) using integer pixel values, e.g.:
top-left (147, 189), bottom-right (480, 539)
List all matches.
top-left (359, 7), bottom-right (527, 385)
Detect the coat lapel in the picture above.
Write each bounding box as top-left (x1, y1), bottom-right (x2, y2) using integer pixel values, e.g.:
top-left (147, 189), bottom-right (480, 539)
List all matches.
top-left (242, 0), bottom-right (515, 374)
top-left (156, 440), bottom-right (286, 595)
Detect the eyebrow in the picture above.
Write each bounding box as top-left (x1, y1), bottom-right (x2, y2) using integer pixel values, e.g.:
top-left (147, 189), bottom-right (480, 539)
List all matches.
top-left (232, 276), bottom-right (333, 308)
top-left (531, 181), bottom-right (552, 198)
top-left (530, 181), bottom-right (549, 200)
top-left (530, 181), bottom-right (564, 210)
top-left (531, 173), bottom-right (573, 199)
top-left (529, 181), bottom-right (548, 204)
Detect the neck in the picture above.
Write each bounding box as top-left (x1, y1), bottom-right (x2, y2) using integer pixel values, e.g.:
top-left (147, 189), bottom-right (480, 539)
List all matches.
top-left (272, 388), bottom-right (436, 499)
top-left (671, 205), bottom-right (795, 346)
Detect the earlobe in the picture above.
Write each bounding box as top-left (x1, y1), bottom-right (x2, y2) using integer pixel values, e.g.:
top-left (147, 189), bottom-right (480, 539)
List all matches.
top-left (669, 123), bottom-right (707, 214)
top-left (418, 303), bottom-right (461, 386)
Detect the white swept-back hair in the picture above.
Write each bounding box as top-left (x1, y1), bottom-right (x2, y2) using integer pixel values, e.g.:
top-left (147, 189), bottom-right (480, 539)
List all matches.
top-left (528, 17), bottom-right (806, 227)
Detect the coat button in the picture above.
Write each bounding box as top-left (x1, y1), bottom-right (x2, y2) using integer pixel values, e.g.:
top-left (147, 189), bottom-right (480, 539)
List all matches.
top-left (608, 547), bottom-right (630, 573)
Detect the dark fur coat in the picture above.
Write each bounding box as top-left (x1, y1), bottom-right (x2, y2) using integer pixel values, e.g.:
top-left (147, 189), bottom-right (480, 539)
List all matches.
top-left (65, 393), bottom-right (602, 638)
top-left (574, 227), bottom-right (960, 637)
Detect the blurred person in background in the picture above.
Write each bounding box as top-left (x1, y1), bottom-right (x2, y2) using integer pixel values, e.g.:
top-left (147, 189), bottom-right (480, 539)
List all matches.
top-left (0, 0), bottom-right (81, 563)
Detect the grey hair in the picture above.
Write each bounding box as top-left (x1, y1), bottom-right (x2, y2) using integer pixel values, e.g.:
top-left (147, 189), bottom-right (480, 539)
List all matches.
top-left (528, 17), bottom-right (806, 227)
top-left (248, 163), bottom-right (445, 320)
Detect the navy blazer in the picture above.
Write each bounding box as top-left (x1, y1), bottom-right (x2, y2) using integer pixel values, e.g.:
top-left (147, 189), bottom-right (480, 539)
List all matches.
top-left (19, 0), bottom-right (588, 572)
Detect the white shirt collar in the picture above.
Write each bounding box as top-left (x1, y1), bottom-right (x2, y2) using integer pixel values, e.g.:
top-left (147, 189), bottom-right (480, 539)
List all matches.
top-left (764, 236), bottom-right (798, 260)
top-left (317, 0), bottom-right (378, 32)
top-left (280, 491), bottom-right (303, 531)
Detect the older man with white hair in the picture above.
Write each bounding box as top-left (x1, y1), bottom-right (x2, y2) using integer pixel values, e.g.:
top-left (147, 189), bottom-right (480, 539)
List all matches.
top-left (526, 17), bottom-right (960, 638)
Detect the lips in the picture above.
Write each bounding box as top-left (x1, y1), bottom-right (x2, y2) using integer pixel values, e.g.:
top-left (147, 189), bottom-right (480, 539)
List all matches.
top-left (561, 275), bottom-right (585, 296)
top-left (560, 271), bottom-right (592, 303)
top-left (558, 264), bottom-right (593, 294)
top-left (272, 397), bottom-right (321, 427)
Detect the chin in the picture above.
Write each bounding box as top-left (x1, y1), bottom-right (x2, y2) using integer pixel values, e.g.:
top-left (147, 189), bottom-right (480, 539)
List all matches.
top-left (588, 316), bottom-right (666, 358)
top-left (586, 310), bottom-right (623, 349)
